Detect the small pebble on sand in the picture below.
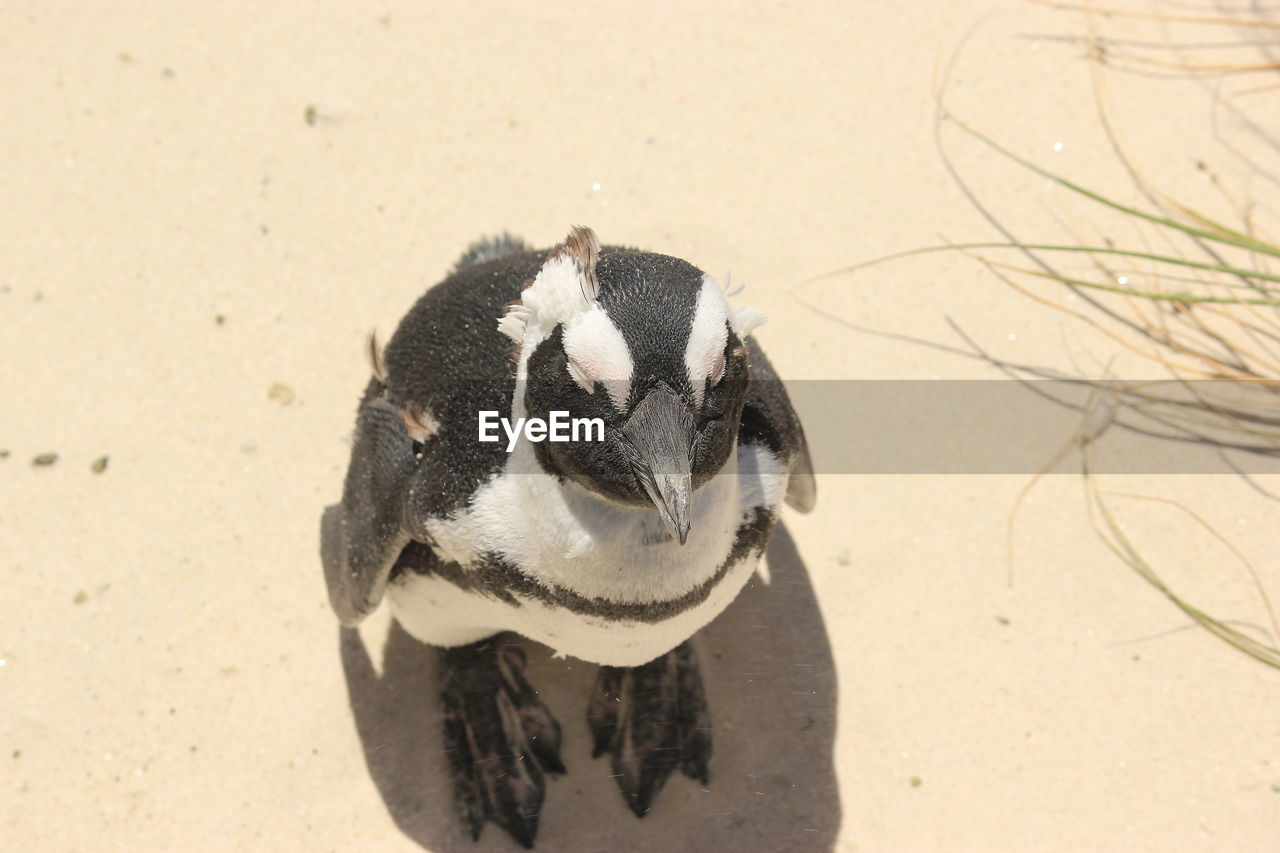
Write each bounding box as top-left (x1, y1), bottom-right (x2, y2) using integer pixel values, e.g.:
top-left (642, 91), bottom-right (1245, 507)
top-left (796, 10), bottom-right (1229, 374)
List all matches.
top-left (268, 383), bottom-right (296, 406)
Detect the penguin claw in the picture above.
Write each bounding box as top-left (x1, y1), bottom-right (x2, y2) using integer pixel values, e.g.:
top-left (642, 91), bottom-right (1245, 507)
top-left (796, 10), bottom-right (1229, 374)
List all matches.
top-left (441, 634), bottom-right (564, 848)
top-left (586, 641), bottom-right (711, 818)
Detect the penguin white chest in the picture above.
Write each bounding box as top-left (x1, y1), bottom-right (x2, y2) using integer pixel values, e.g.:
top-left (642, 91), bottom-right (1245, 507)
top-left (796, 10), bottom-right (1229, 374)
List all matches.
top-left (387, 442), bottom-right (790, 666)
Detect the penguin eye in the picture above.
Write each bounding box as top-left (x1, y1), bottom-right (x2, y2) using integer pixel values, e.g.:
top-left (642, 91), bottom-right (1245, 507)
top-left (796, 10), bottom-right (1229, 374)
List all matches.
top-left (709, 353), bottom-right (726, 387)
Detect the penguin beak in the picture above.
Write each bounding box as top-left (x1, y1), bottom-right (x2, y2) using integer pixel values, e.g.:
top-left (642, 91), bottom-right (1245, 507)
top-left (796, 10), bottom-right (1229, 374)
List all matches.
top-left (620, 386), bottom-right (695, 545)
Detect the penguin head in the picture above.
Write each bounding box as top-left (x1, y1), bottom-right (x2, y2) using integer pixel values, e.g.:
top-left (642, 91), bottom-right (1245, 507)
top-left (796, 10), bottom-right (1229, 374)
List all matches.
top-left (499, 226), bottom-right (766, 545)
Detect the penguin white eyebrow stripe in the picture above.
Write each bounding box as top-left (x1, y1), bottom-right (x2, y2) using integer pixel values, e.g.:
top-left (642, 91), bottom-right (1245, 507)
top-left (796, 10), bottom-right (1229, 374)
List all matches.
top-left (562, 307), bottom-right (633, 410)
top-left (685, 275), bottom-right (730, 408)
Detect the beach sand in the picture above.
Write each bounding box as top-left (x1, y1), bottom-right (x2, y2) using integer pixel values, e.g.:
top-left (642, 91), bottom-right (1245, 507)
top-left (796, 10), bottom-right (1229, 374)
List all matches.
top-left (2, 2), bottom-right (1277, 850)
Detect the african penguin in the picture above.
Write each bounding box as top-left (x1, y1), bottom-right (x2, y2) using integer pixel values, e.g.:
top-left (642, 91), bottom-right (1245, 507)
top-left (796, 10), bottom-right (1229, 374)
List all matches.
top-left (322, 226), bottom-right (815, 847)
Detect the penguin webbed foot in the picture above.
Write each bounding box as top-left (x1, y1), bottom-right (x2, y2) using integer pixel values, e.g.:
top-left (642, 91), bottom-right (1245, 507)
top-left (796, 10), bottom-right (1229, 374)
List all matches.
top-left (441, 634), bottom-right (564, 848)
top-left (587, 640), bottom-right (711, 818)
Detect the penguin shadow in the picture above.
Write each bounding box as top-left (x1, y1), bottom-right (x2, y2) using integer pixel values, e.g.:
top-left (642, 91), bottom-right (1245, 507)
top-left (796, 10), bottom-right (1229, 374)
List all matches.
top-left (339, 522), bottom-right (841, 852)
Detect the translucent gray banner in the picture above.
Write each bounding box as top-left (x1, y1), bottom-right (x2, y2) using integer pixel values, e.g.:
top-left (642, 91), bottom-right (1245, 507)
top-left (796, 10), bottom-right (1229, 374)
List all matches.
top-left (474, 379), bottom-right (1280, 474)
top-left (786, 380), bottom-right (1280, 475)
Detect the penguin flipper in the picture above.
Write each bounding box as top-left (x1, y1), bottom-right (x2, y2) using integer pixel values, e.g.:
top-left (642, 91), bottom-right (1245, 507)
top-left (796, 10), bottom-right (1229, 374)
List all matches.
top-left (321, 383), bottom-right (417, 627)
top-left (741, 338), bottom-right (817, 513)
top-left (784, 439), bottom-right (817, 514)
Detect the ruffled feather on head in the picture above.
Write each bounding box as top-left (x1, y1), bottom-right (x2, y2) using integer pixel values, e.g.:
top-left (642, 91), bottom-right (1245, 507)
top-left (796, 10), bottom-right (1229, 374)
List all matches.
top-left (498, 225), bottom-right (600, 347)
top-left (729, 305), bottom-right (767, 337)
top-left (714, 271), bottom-right (767, 338)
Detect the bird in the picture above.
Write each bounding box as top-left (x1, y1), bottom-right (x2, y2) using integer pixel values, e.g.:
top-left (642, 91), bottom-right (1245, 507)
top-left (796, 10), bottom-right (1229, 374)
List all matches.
top-left (322, 225), bottom-right (815, 848)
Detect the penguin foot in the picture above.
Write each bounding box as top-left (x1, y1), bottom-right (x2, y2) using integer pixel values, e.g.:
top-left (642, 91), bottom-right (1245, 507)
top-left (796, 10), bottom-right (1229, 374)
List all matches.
top-left (441, 633), bottom-right (564, 849)
top-left (586, 640), bottom-right (711, 818)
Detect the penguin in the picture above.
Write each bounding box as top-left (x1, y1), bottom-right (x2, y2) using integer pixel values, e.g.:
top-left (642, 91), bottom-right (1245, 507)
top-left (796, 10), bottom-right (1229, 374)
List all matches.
top-left (322, 226), bottom-right (815, 848)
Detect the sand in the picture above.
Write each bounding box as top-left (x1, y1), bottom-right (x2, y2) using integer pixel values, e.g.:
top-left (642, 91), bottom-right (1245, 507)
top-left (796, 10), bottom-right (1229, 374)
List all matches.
top-left (2, 2), bottom-right (1277, 851)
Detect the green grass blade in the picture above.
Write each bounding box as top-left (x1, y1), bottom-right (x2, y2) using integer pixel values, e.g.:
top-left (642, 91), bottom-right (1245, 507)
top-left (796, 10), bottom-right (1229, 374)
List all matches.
top-left (799, 242), bottom-right (1280, 290)
top-left (1084, 462), bottom-right (1280, 669)
top-left (994, 262), bottom-right (1280, 306)
top-left (943, 111), bottom-right (1280, 260)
